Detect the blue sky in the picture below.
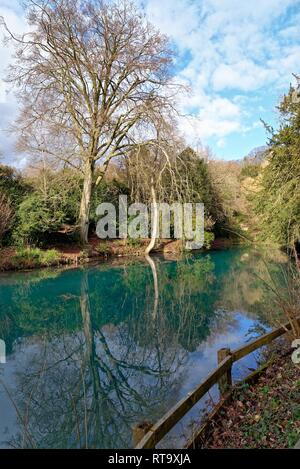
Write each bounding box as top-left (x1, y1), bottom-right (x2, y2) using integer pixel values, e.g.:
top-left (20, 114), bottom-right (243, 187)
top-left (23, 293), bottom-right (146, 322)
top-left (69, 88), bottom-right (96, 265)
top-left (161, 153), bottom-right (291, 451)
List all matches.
top-left (142, 0), bottom-right (300, 159)
top-left (0, 0), bottom-right (300, 165)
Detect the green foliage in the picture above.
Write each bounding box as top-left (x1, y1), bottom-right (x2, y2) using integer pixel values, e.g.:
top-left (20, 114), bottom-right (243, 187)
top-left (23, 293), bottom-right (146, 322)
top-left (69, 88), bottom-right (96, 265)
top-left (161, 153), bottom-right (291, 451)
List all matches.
top-left (12, 247), bottom-right (60, 268)
top-left (255, 83), bottom-right (300, 247)
top-left (13, 169), bottom-right (83, 245)
top-left (0, 164), bottom-right (31, 244)
top-left (29, 169), bottom-right (83, 225)
top-left (176, 149), bottom-right (211, 204)
top-left (1, 162), bottom-right (130, 247)
top-left (50, 170), bottom-right (82, 223)
top-left (0, 164), bottom-right (30, 208)
top-left (204, 231), bottom-right (215, 249)
top-left (0, 193), bottom-right (13, 244)
top-left (90, 176), bottom-right (130, 223)
top-left (177, 148), bottom-right (227, 230)
top-left (13, 193), bottom-right (66, 245)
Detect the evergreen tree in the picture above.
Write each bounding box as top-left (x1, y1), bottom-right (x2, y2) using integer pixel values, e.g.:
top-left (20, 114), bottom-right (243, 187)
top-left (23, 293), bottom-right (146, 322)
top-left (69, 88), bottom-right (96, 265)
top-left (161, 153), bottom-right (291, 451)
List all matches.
top-left (255, 80), bottom-right (300, 248)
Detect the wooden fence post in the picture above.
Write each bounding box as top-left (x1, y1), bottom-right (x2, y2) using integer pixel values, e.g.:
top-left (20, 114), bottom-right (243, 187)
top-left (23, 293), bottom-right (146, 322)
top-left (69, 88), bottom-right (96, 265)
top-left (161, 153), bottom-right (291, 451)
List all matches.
top-left (132, 421), bottom-right (153, 447)
top-left (217, 348), bottom-right (232, 396)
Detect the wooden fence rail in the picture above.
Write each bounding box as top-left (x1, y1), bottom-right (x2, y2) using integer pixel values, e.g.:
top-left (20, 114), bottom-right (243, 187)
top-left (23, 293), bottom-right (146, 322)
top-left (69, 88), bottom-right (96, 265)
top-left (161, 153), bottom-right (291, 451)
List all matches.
top-left (135, 319), bottom-right (297, 449)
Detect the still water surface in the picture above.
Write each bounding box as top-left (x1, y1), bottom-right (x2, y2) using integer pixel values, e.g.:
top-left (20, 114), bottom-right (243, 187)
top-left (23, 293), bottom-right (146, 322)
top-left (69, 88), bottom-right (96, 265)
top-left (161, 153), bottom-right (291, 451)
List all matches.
top-left (0, 247), bottom-right (289, 448)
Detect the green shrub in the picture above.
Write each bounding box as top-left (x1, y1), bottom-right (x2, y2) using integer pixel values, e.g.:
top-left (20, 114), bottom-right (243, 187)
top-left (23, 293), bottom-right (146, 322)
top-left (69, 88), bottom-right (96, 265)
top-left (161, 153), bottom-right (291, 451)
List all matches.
top-left (12, 247), bottom-right (60, 268)
top-left (14, 247), bottom-right (41, 261)
top-left (0, 165), bottom-right (31, 245)
top-left (0, 164), bottom-right (30, 208)
top-left (13, 194), bottom-right (65, 245)
top-left (204, 231), bottom-right (215, 249)
top-left (40, 249), bottom-right (61, 265)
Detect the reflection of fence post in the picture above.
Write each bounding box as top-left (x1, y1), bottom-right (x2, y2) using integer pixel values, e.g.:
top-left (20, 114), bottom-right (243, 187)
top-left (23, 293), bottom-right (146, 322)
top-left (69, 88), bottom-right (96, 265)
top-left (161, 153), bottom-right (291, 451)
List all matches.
top-left (217, 348), bottom-right (232, 396)
top-left (0, 339), bottom-right (6, 364)
top-left (132, 422), bottom-right (153, 447)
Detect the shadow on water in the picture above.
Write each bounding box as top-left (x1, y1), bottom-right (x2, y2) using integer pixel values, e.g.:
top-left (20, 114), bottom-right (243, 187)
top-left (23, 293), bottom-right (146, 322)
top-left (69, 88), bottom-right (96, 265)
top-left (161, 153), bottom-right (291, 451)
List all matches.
top-left (0, 246), bottom-right (292, 448)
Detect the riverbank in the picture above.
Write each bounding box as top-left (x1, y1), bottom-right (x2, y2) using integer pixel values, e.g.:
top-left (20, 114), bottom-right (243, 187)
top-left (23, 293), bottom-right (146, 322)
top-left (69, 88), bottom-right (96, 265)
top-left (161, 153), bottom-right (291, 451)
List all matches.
top-left (0, 237), bottom-right (237, 272)
top-left (199, 348), bottom-right (300, 449)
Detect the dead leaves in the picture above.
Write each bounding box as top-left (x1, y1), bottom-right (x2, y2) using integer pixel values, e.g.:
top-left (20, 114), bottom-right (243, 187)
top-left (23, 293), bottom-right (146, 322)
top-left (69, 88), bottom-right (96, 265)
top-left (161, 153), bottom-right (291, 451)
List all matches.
top-left (201, 353), bottom-right (300, 449)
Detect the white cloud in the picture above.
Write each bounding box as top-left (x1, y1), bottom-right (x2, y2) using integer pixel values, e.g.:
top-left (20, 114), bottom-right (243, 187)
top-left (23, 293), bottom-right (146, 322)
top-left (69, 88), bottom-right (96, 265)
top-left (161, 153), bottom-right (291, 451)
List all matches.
top-left (0, 3), bottom-right (27, 164)
top-left (0, 5), bottom-right (28, 81)
top-left (144, 0), bottom-right (300, 147)
top-left (212, 61), bottom-right (276, 92)
top-left (178, 96), bottom-right (243, 144)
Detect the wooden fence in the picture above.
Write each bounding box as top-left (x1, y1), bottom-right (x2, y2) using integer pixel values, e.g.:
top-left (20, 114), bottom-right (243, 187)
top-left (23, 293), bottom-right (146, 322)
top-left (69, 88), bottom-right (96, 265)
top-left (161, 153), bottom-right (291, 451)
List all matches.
top-left (134, 319), bottom-right (297, 449)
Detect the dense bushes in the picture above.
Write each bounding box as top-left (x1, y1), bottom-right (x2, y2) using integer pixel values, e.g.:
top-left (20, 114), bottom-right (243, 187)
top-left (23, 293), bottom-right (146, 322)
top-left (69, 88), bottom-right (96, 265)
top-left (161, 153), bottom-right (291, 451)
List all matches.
top-left (0, 164), bottom-right (30, 244)
top-left (0, 164), bottom-right (131, 247)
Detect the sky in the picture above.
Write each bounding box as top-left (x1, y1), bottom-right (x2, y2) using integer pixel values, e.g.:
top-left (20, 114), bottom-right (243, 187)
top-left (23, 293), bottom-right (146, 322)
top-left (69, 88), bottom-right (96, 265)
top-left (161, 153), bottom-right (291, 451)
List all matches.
top-left (0, 0), bottom-right (300, 167)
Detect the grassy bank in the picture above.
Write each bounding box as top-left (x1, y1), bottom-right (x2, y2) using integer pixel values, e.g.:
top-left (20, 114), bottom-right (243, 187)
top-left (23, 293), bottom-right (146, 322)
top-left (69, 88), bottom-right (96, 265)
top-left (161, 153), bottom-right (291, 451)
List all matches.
top-left (0, 247), bottom-right (63, 271)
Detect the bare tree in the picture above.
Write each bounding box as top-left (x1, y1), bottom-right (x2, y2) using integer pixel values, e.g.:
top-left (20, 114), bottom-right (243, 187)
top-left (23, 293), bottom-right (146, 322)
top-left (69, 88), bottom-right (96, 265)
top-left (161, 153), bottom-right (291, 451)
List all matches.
top-left (125, 123), bottom-right (210, 254)
top-left (1, 0), bottom-right (175, 243)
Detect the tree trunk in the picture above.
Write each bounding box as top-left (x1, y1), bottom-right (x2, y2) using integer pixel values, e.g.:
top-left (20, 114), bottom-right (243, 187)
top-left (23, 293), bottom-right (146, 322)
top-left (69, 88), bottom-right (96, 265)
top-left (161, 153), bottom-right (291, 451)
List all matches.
top-left (79, 160), bottom-right (94, 245)
top-left (145, 179), bottom-right (158, 255)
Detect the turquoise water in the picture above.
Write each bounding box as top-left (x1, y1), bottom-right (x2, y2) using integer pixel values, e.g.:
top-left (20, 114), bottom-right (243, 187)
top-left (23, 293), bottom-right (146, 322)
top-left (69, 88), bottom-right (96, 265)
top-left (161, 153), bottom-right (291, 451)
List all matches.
top-left (0, 247), bottom-right (289, 448)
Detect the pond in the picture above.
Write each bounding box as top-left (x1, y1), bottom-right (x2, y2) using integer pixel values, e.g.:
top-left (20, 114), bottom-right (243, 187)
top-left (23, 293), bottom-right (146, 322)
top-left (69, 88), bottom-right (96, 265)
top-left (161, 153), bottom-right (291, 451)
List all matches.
top-left (0, 246), bottom-right (290, 448)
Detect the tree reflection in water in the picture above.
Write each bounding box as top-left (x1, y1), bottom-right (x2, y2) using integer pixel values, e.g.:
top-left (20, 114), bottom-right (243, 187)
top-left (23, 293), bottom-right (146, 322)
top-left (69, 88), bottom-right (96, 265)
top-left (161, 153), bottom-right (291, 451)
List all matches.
top-left (0, 247), bottom-right (291, 448)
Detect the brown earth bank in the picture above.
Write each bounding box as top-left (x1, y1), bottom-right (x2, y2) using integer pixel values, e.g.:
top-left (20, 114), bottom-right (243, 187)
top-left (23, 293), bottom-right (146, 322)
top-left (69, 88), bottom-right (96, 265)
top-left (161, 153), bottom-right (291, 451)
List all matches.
top-left (199, 349), bottom-right (300, 449)
top-left (0, 237), bottom-right (199, 272)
